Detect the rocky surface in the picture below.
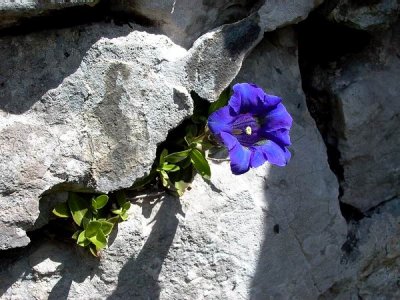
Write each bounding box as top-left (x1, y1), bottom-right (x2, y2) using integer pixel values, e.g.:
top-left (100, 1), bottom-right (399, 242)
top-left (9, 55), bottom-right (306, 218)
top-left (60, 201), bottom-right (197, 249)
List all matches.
top-left (323, 0), bottom-right (399, 31)
top-left (306, 23), bottom-right (400, 212)
top-left (0, 0), bottom-right (100, 29)
top-left (0, 0), bottom-right (399, 299)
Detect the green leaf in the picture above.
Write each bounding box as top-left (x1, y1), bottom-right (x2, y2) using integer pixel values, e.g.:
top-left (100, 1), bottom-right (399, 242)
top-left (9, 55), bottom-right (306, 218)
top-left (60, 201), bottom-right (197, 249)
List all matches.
top-left (162, 164), bottom-right (180, 172)
top-left (82, 217), bottom-right (90, 229)
top-left (88, 229), bottom-right (107, 250)
top-left (107, 216), bottom-right (120, 224)
top-left (208, 86), bottom-right (230, 114)
top-left (174, 180), bottom-right (190, 197)
top-left (116, 191), bottom-right (127, 207)
top-left (164, 149), bottom-right (192, 163)
top-left (91, 194), bottom-right (108, 210)
top-left (68, 193), bottom-right (90, 227)
top-left (190, 149), bottom-right (211, 180)
top-left (112, 209), bottom-right (122, 215)
top-left (101, 221), bottom-right (114, 236)
top-left (71, 230), bottom-right (80, 240)
top-left (131, 170), bottom-right (157, 189)
top-left (85, 221), bottom-right (102, 238)
top-left (159, 149), bottom-right (168, 165)
top-left (77, 231), bottom-right (90, 247)
top-left (52, 202), bottom-right (70, 218)
top-left (122, 202), bottom-right (131, 211)
top-left (120, 211), bottom-right (129, 221)
top-left (160, 170), bottom-right (170, 187)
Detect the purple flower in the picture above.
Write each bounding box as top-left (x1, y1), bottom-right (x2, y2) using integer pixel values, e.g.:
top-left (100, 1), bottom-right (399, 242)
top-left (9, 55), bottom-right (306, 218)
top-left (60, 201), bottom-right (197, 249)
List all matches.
top-left (208, 83), bottom-right (292, 175)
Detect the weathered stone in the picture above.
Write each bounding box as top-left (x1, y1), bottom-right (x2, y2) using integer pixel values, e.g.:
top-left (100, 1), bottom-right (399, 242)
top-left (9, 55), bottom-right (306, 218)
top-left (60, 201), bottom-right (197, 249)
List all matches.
top-left (320, 198), bottom-right (400, 299)
top-left (0, 13), bottom-right (264, 249)
top-left (324, 0), bottom-right (400, 31)
top-left (111, 0), bottom-right (324, 47)
top-left (110, 0), bottom-right (263, 47)
top-left (0, 27), bottom-right (348, 299)
top-left (0, 23), bottom-right (192, 250)
top-left (0, 0), bottom-right (99, 29)
top-left (308, 23), bottom-right (400, 212)
top-left (257, 0), bottom-right (325, 31)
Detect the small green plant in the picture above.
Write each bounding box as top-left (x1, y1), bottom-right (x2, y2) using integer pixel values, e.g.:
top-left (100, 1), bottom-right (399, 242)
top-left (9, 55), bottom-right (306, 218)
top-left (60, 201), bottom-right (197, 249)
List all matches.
top-left (52, 191), bottom-right (130, 257)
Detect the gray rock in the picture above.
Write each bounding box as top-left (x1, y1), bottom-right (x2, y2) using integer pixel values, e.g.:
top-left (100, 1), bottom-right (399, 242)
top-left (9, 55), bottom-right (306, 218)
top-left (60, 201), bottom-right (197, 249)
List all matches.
top-left (0, 13), bottom-right (265, 250)
top-left (257, 0), bottom-right (324, 31)
top-left (111, 0), bottom-right (324, 47)
top-left (0, 0), bottom-right (99, 29)
top-left (324, 0), bottom-right (400, 31)
top-left (309, 23), bottom-right (400, 212)
top-left (320, 198), bottom-right (400, 299)
top-left (0, 23), bottom-right (192, 250)
top-left (0, 27), bottom-right (348, 299)
top-left (111, 0), bottom-right (263, 48)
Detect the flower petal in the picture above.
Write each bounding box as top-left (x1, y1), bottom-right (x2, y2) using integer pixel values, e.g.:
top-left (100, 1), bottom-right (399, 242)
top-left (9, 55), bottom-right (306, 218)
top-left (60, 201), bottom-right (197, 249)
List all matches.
top-left (229, 83), bottom-right (265, 115)
top-left (220, 132), bottom-right (238, 150)
top-left (259, 140), bottom-right (291, 166)
top-left (220, 132), bottom-right (251, 174)
top-left (263, 94), bottom-right (282, 108)
top-left (230, 144), bottom-right (251, 175)
top-left (249, 147), bottom-right (267, 168)
top-left (265, 129), bottom-right (291, 147)
top-left (208, 106), bottom-right (234, 136)
top-left (262, 103), bottom-right (293, 131)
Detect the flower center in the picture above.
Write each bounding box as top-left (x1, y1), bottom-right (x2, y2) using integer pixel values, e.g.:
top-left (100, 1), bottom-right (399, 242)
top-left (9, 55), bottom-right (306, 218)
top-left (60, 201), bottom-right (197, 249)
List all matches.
top-left (231, 114), bottom-right (261, 147)
top-left (245, 126), bottom-right (252, 135)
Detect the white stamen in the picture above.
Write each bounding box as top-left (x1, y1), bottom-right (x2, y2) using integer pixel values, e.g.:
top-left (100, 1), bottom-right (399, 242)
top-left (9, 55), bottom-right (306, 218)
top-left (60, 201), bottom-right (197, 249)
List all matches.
top-left (245, 126), bottom-right (252, 135)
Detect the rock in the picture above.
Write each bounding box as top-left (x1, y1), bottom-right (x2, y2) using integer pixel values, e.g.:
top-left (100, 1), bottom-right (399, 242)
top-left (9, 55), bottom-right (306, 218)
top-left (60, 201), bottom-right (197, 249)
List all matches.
top-left (257, 0), bottom-right (325, 31)
top-left (320, 198), bottom-right (400, 299)
top-left (0, 0), bottom-right (100, 29)
top-left (0, 23), bottom-right (192, 250)
top-left (0, 12), bottom-right (265, 249)
top-left (0, 27), bottom-right (348, 299)
top-left (111, 0), bottom-right (324, 47)
top-left (323, 0), bottom-right (400, 31)
top-left (111, 0), bottom-right (263, 48)
top-left (308, 23), bottom-right (400, 212)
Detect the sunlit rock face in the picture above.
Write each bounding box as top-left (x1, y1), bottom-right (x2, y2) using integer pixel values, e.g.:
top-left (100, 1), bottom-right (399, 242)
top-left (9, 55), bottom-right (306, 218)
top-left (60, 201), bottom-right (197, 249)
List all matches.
top-left (0, 0), bottom-right (400, 299)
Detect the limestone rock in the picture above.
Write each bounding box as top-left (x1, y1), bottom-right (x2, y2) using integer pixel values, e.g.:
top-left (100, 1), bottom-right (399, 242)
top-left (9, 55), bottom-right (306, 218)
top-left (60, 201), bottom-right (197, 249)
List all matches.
top-left (0, 0), bottom-right (99, 29)
top-left (0, 23), bottom-right (192, 250)
top-left (0, 27), bottom-right (348, 299)
top-left (324, 0), bottom-right (400, 31)
top-left (309, 23), bottom-right (400, 212)
top-left (257, 0), bottom-right (325, 31)
top-left (0, 12), bottom-right (265, 250)
top-left (111, 0), bottom-right (324, 47)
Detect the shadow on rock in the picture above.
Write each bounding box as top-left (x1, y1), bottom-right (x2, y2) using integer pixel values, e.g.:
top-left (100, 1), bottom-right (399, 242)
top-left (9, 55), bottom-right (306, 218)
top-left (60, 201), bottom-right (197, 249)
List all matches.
top-left (0, 22), bottom-right (132, 114)
top-left (0, 234), bottom-right (99, 299)
top-left (109, 196), bottom-right (183, 299)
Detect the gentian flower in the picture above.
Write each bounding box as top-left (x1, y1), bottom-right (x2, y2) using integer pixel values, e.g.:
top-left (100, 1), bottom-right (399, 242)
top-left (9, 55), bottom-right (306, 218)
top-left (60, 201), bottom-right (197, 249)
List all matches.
top-left (208, 83), bottom-right (292, 175)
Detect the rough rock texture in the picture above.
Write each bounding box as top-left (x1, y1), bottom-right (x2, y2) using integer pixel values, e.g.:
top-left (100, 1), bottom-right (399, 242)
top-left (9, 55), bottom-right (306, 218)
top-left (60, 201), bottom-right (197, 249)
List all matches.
top-left (323, 0), bottom-right (400, 31)
top-left (111, 0), bottom-right (324, 47)
top-left (308, 23), bottom-right (400, 212)
top-left (0, 0), bottom-right (99, 29)
top-left (0, 0), bottom-right (399, 299)
top-left (0, 0), bottom-right (326, 250)
top-left (0, 26), bottom-right (348, 299)
top-left (320, 198), bottom-right (400, 299)
top-left (0, 23), bottom-right (194, 250)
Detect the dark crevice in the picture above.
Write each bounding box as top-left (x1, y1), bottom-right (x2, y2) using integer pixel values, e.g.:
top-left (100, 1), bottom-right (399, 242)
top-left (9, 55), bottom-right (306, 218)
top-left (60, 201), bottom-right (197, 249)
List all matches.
top-left (297, 10), bottom-right (371, 223)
